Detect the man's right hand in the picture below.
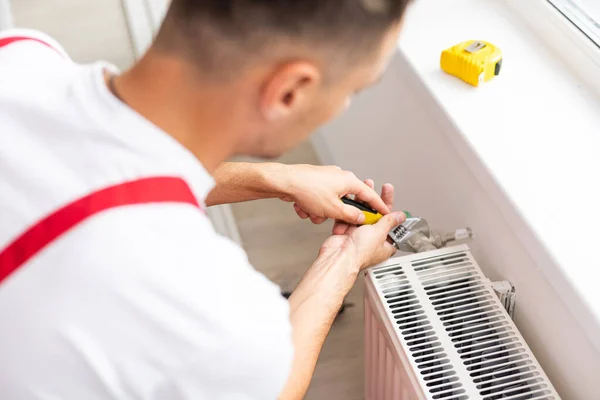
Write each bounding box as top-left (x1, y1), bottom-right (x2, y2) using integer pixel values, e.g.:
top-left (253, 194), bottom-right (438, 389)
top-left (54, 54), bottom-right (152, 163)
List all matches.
top-left (318, 181), bottom-right (406, 272)
top-left (319, 211), bottom-right (405, 271)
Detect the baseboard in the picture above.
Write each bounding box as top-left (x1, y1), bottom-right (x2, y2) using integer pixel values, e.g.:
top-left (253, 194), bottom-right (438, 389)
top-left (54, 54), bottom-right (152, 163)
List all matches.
top-left (120, 0), bottom-right (243, 246)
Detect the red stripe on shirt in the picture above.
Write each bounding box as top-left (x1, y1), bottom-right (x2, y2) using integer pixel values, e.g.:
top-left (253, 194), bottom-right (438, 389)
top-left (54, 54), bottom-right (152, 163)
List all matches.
top-left (0, 177), bottom-right (202, 285)
top-left (0, 36), bottom-right (64, 57)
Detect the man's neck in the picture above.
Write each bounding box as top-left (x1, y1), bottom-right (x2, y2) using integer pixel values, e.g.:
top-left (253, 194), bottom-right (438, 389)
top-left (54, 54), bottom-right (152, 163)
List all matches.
top-left (105, 53), bottom-right (236, 173)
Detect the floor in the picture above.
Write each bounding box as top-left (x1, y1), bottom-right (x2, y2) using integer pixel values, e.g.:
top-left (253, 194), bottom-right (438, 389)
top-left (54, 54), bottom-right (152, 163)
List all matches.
top-left (9, 2), bottom-right (364, 398)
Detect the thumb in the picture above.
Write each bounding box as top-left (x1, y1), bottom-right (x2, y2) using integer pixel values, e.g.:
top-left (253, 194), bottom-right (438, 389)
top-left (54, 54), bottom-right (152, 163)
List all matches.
top-left (374, 212), bottom-right (406, 236)
top-left (340, 204), bottom-right (366, 225)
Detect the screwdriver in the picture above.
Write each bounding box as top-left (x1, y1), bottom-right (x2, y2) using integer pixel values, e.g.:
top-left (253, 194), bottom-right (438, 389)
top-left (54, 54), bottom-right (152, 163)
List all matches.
top-left (341, 196), bottom-right (413, 224)
top-left (341, 196), bottom-right (383, 225)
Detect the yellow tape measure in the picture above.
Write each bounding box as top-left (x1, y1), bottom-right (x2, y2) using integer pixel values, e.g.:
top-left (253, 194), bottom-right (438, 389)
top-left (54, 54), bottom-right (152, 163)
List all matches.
top-left (440, 40), bottom-right (502, 87)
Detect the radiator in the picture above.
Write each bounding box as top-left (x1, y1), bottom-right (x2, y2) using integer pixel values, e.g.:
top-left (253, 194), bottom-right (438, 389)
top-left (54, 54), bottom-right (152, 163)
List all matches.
top-left (364, 244), bottom-right (560, 400)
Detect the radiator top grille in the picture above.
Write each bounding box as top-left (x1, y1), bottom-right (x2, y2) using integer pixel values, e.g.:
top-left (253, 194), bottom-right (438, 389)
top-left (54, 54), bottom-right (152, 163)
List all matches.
top-left (369, 245), bottom-right (560, 400)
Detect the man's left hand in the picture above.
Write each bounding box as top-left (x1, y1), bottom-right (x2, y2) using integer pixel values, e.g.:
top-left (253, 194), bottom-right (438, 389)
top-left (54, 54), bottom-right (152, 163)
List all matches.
top-left (273, 164), bottom-right (392, 225)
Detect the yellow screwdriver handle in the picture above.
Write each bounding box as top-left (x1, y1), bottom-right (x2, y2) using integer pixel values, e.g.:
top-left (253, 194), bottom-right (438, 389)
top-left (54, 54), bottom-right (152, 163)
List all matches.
top-left (341, 197), bottom-right (383, 225)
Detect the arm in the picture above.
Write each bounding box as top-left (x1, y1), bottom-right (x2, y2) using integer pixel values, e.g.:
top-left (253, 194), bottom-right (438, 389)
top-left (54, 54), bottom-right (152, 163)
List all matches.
top-left (206, 162), bottom-right (391, 225)
top-left (281, 247), bottom-right (359, 399)
top-left (279, 185), bottom-right (404, 400)
top-left (205, 162), bottom-right (284, 206)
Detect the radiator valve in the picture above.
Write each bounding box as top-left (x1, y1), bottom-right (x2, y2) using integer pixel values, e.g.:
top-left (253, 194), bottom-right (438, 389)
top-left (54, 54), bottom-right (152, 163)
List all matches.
top-left (389, 217), bottom-right (473, 253)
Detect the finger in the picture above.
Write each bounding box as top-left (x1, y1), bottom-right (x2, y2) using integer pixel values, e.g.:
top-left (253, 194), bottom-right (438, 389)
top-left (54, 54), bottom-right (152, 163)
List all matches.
top-left (364, 179), bottom-right (375, 190)
top-left (340, 203), bottom-right (367, 225)
top-left (310, 216), bottom-right (328, 224)
top-left (350, 182), bottom-right (390, 216)
top-left (332, 220), bottom-right (351, 235)
top-left (345, 225), bottom-right (359, 235)
top-left (374, 212), bottom-right (406, 237)
top-left (382, 241), bottom-right (397, 258)
top-left (381, 183), bottom-right (394, 210)
top-left (293, 203), bottom-right (310, 219)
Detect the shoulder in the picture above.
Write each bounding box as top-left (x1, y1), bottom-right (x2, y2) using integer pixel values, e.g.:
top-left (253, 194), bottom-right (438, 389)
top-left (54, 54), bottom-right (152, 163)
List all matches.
top-left (0, 29), bottom-right (75, 99)
top-left (0, 29), bottom-right (70, 59)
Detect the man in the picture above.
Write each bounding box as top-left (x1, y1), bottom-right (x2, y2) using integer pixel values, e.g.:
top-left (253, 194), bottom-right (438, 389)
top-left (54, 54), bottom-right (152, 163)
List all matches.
top-left (0, 0), bottom-right (411, 398)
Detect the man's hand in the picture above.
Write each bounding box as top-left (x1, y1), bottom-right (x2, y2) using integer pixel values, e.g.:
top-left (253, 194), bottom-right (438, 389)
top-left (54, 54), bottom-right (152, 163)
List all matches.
top-left (319, 179), bottom-right (404, 271)
top-left (320, 212), bottom-right (404, 271)
top-left (275, 164), bottom-right (391, 225)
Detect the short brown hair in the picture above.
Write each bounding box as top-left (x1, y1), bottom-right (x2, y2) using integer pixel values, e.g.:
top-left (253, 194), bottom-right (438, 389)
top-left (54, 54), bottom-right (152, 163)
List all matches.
top-left (155, 0), bottom-right (411, 75)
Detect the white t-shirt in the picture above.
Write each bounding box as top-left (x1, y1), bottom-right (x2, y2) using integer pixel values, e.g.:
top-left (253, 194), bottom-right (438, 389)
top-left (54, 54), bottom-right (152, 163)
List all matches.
top-left (0, 29), bottom-right (293, 400)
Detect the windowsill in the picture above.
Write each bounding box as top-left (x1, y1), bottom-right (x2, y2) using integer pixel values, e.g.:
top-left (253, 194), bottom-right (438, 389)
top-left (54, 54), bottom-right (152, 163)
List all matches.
top-left (398, 0), bottom-right (600, 348)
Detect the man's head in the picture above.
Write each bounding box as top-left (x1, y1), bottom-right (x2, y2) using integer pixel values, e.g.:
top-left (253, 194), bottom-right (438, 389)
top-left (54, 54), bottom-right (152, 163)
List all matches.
top-left (153, 0), bottom-right (411, 159)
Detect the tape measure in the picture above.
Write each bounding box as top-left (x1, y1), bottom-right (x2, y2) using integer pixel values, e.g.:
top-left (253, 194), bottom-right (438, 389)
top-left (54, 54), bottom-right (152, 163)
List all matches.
top-left (440, 40), bottom-right (502, 86)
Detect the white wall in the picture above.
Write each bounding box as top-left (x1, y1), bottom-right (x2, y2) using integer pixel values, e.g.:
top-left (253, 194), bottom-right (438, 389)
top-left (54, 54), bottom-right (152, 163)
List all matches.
top-left (312, 52), bottom-right (600, 399)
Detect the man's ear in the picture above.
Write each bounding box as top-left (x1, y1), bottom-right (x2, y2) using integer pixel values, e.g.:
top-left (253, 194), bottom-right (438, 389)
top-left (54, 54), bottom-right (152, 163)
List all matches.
top-left (260, 62), bottom-right (321, 122)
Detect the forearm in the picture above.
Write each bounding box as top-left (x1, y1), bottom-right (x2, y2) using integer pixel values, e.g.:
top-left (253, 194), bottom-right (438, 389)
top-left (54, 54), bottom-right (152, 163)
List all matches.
top-left (279, 247), bottom-right (360, 400)
top-left (205, 162), bottom-right (287, 206)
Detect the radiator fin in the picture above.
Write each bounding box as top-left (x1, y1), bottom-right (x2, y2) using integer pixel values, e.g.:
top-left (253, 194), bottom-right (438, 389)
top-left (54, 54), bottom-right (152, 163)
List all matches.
top-left (366, 245), bottom-right (560, 400)
top-left (374, 264), bottom-right (468, 400)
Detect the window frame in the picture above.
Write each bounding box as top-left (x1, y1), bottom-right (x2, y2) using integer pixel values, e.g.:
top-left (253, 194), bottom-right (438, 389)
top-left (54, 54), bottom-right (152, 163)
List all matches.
top-left (505, 0), bottom-right (600, 95)
top-left (548, 0), bottom-right (600, 49)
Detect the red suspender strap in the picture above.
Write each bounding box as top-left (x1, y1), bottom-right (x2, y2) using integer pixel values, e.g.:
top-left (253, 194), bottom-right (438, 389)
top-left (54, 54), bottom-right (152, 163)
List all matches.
top-left (0, 36), bottom-right (63, 56)
top-left (0, 177), bottom-right (201, 285)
